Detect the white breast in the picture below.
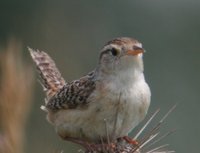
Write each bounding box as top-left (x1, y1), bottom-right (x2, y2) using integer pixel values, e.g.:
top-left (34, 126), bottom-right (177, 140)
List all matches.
top-left (92, 71), bottom-right (151, 139)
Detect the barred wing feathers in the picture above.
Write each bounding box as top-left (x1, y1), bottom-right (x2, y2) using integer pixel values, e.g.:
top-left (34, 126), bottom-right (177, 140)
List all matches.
top-left (29, 48), bottom-right (66, 99)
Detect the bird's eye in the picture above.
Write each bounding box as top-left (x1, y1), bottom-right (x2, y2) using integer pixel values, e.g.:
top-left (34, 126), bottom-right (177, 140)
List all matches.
top-left (110, 48), bottom-right (119, 56)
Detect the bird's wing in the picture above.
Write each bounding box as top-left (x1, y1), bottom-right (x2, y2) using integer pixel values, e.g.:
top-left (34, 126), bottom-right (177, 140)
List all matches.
top-left (29, 48), bottom-right (66, 99)
top-left (46, 71), bottom-right (96, 110)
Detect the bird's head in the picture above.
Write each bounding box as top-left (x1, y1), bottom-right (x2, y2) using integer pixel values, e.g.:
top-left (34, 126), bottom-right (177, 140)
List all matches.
top-left (97, 37), bottom-right (145, 76)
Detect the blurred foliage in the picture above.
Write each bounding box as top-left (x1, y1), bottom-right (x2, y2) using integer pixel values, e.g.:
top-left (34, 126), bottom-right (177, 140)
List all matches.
top-left (0, 39), bottom-right (33, 153)
top-left (0, 0), bottom-right (200, 153)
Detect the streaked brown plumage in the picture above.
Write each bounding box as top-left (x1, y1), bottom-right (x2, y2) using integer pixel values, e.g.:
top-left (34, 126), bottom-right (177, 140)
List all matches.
top-left (29, 48), bottom-right (96, 109)
top-left (47, 73), bottom-right (96, 110)
top-left (29, 48), bottom-right (66, 99)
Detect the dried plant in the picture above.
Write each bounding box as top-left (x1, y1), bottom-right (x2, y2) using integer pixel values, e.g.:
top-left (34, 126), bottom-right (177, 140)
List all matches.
top-left (79, 105), bottom-right (176, 153)
top-left (0, 39), bottom-right (34, 153)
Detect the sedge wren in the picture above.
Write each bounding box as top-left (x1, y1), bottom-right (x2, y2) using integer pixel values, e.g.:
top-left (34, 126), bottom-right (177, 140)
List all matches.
top-left (29, 37), bottom-right (151, 143)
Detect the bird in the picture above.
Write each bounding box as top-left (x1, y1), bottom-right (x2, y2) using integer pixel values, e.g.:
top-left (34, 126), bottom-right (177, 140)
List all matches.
top-left (29, 37), bottom-right (151, 144)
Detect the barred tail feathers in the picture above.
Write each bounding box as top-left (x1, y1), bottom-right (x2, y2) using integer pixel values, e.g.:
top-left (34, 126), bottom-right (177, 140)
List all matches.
top-left (29, 47), bottom-right (66, 100)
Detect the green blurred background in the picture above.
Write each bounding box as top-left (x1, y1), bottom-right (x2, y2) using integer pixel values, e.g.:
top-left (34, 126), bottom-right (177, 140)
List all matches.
top-left (0, 0), bottom-right (200, 152)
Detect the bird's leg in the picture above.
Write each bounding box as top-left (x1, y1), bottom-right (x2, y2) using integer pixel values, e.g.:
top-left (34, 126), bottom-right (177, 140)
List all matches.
top-left (118, 136), bottom-right (139, 146)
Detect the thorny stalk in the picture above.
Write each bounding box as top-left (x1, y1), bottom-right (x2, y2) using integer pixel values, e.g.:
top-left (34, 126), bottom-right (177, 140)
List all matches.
top-left (80, 102), bottom-right (176, 153)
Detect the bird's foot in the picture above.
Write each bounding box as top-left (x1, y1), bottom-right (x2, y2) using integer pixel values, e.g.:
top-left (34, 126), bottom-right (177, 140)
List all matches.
top-left (119, 136), bottom-right (139, 146)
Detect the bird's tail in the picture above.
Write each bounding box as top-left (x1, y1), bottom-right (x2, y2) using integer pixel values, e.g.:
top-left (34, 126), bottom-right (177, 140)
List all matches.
top-left (29, 47), bottom-right (66, 101)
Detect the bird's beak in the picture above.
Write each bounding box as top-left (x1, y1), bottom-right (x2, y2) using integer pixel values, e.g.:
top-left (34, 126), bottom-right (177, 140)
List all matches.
top-left (126, 47), bottom-right (144, 56)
